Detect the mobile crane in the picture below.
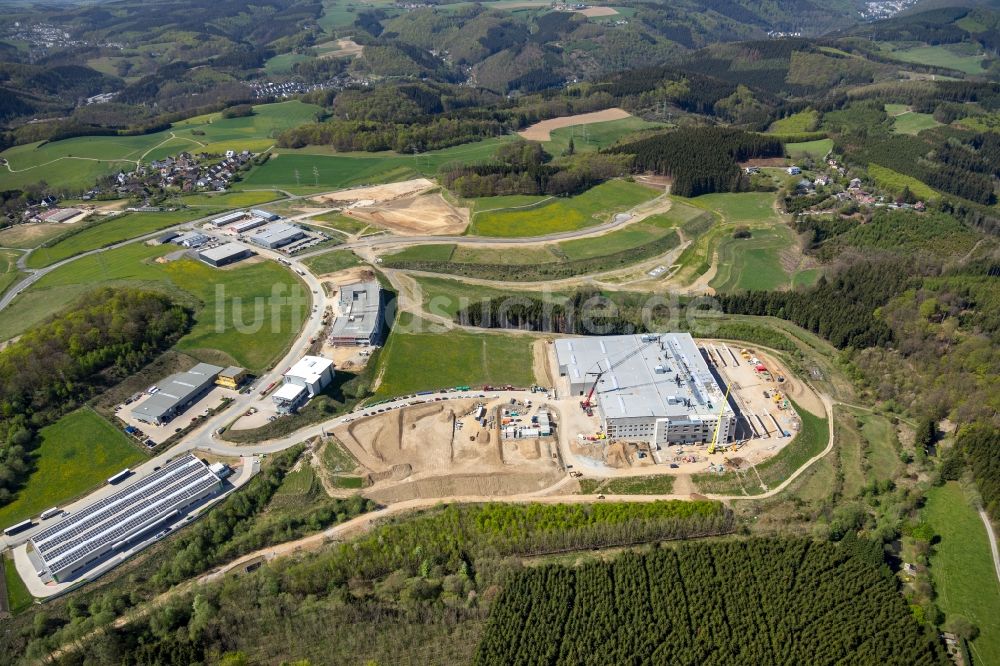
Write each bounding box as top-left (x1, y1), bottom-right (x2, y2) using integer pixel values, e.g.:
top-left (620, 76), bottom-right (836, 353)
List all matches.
top-left (707, 382), bottom-right (732, 455)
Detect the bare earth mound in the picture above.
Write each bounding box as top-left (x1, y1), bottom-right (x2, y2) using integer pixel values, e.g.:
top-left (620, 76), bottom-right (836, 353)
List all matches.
top-left (321, 38), bottom-right (363, 59)
top-left (343, 192), bottom-right (470, 235)
top-left (310, 178), bottom-right (434, 205)
top-left (518, 108), bottom-right (633, 141)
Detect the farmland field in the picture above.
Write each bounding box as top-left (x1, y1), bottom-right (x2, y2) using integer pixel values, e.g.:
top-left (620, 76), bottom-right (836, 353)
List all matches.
top-left (884, 44), bottom-right (987, 75)
top-left (710, 226), bottom-right (798, 292)
top-left (541, 116), bottom-right (664, 156)
top-left (246, 138), bottom-right (513, 195)
top-left (301, 249), bottom-right (362, 275)
top-left (0, 243), bottom-right (303, 371)
top-left (924, 482), bottom-right (1000, 666)
top-left (25, 209), bottom-right (214, 268)
top-left (868, 164), bottom-right (938, 201)
top-left (171, 190), bottom-right (285, 208)
top-left (0, 223), bottom-right (69, 249)
top-left (0, 101), bottom-right (322, 192)
top-left (373, 316), bottom-right (536, 397)
top-left (307, 213), bottom-right (371, 235)
top-left (886, 104), bottom-right (941, 135)
top-left (785, 138), bottom-right (834, 160)
top-left (469, 180), bottom-right (659, 237)
top-left (685, 191), bottom-right (778, 222)
top-left (0, 408), bottom-right (146, 531)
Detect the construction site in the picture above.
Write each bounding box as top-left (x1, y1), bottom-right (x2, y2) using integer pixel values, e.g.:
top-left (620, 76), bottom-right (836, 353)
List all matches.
top-left (331, 394), bottom-right (563, 503)
top-left (544, 333), bottom-right (817, 478)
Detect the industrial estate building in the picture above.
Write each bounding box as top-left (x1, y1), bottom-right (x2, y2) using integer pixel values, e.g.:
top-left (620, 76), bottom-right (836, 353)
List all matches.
top-left (554, 333), bottom-right (735, 447)
top-left (215, 366), bottom-right (247, 390)
top-left (211, 211), bottom-right (246, 228)
top-left (250, 209), bottom-right (279, 222)
top-left (29, 455), bottom-right (226, 582)
top-left (329, 281), bottom-right (384, 345)
top-left (229, 217), bottom-right (267, 234)
top-left (198, 242), bottom-right (252, 267)
top-left (248, 222), bottom-right (305, 249)
top-left (131, 363), bottom-right (223, 425)
top-left (173, 231), bottom-right (208, 248)
top-left (273, 355), bottom-right (334, 413)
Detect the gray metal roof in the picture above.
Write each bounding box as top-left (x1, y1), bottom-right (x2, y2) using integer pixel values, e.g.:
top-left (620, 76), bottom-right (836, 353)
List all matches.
top-left (130, 363), bottom-right (222, 422)
top-left (554, 333), bottom-right (728, 421)
top-left (329, 281), bottom-right (382, 340)
top-left (249, 222), bottom-right (303, 246)
top-left (198, 242), bottom-right (249, 263)
top-left (31, 455), bottom-right (222, 576)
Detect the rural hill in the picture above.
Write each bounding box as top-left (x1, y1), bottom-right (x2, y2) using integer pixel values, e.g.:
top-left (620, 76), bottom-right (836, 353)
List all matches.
top-left (0, 0), bottom-right (998, 664)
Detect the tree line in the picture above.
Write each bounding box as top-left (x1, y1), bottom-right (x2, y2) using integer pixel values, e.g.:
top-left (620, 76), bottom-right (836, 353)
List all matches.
top-left (0, 288), bottom-right (189, 507)
top-left (606, 127), bottom-right (783, 197)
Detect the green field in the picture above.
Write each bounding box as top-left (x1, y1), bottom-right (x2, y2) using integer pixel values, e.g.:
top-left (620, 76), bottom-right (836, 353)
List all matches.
top-left (301, 249), bottom-right (362, 275)
top-left (785, 138), bottom-right (834, 160)
top-left (924, 482), bottom-right (1000, 666)
top-left (1, 243), bottom-right (303, 371)
top-left (172, 190), bottom-right (285, 208)
top-left (558, 208), bottom-right (686, 260)
top-left (469, 180), bottom-right (659, 237)
top-left (885, 104), bottom-right (941, 135)
top-left (542, 116), bottom-right (664, 156)
top-left (373, 316), bottom-right (536, 397)
top-left (307, 212), bottom-right (371, 235)
top-left (3, 552), bottom-right (33, 614)
top-left (25, 209), bottom-right (213, 269)
top-left (868, 163), bottom-right (939, 201)
top-left (768, 109), bottom-right (820, 134)
top-left (884, 44), bottom-right (987, 75)
top-left (601, 475), bottom-right (676, 494)
top-left (0, 409), bottom-right (146, 531)
top-left (0, 101), bottom-right (322, 192)
top-left (244, 138), bottom-right (512, 195)
top-left (264, 52), bottom-right (312, 74)
top-left (709, 226), bottom-right (799, 292)
top-left (0, 223), bottom-right (69, 249)
top-left (412, 275), bottom-right (517, 318)
top-left (452, 245), bottom-right (558, 265)
top-left (685, 191), bottom-right (778, 222)
top-left (0, 249), bottom-right (22, 296)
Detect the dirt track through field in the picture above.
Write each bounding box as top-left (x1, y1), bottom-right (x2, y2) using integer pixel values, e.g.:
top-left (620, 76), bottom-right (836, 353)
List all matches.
top-left (518, 108), bottom-right (633, 141)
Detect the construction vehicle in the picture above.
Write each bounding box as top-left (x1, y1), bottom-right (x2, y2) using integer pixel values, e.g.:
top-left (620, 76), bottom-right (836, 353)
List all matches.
top-left (706, 383), bottom-right (732, 454)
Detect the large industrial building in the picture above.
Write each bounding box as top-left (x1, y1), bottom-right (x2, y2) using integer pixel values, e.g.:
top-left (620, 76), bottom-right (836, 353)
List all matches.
top-left (131, 363), bottom-right (223, 425)
top-left (273, 355), bottom-right (334, 413)
top-left (248, 222), bottom-right (304, 249)
top-left (554, 333), bottom-right (735, 447)
top-left (328, 281), bottom-right (384, 345)
top-left (198, 242), bottom-right (252, 267)
top-left (29, 455), bottom-right (225, 582)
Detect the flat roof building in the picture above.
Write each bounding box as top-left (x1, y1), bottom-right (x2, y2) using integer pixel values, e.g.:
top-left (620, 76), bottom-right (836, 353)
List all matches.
top-left (272, 382), bottom-right (308, 414)
top-left (215, 366), bottom-right (247, 390)
top-left (282, 355), bottom-right (334, 397)
top-left (250, 209), bottom-right (279, 222)
top-left (329, 281), bottom-right (384, 345)
top-left (174, 231), bottom-right (208, 248)
top-left (554, 333), bottom-right (734, 447)
top-left (198, 242), bottom-right (251, 267)
top-left (211, 211), bottom-right (247, 227)
top-left (248, 222), bottom-right (304, 250)
top-left (131, 363), bottom-right (222, 425)
top-left (29, 455), bottom-right (224, 582)
top-left (230, 217), bottom-right (267, 234)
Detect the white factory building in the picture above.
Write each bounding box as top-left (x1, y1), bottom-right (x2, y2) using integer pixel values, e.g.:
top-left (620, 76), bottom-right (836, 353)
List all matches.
top-left (554, 333), bottom-right (735, 447)
top-left (273, 355), bottom-right (335, 413)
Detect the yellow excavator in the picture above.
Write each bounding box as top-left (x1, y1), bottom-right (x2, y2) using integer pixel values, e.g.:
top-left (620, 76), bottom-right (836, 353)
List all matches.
top-left (707, 383), bottom-right (732, 455)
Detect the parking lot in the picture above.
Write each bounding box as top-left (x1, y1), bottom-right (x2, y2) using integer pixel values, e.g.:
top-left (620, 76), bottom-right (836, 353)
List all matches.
top-left (116, 386), bottom-right (232, 445)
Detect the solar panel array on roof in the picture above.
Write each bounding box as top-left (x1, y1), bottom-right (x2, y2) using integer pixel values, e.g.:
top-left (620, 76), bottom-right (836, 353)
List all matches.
top-left (31, 455), bottom-right (223, 582)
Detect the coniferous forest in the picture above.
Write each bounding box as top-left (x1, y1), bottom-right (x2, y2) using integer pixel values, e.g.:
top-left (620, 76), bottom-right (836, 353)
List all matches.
top-left (474, 538), bottom-right (948, 666)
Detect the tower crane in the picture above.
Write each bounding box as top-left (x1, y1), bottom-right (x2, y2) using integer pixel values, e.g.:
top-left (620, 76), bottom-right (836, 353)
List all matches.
top-left (707, 382), bottom-right (732, 455)
top-left (580, 338), bottom-right (656, 413)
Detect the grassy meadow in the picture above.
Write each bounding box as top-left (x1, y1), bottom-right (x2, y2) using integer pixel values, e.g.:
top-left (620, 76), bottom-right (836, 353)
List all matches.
top-left (301, 249), bottom-right (362, 275)
top-left (1, 243), bottom-right (304, 372)
top-left (469, 180), bottom-right (659, 237)
top-left (924, 482), bottom-right (1000, 666)
top-left (25, 209), bottom-right (213, 269)
top-left (0, 408), bottom-right (146, 531)
top-left (785, 138), bottom-right (834, 160)
top-left (373, 315), bottom-right (536, 397)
